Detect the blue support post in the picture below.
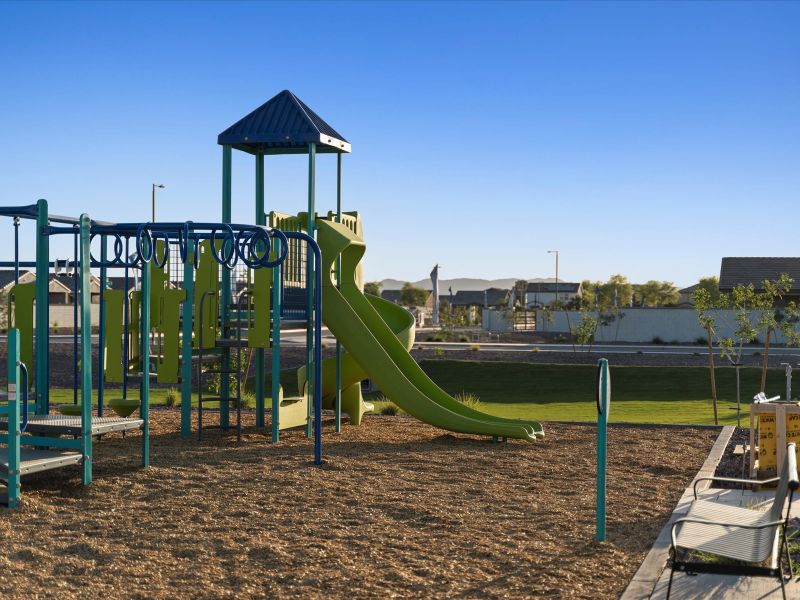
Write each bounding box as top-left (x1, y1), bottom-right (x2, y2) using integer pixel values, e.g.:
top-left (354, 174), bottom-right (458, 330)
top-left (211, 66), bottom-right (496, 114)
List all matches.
top-left (73, 229), bottom-right (79, 406)
top-left (79, 215), bottom-right (93, 486)
top-left (220, 145), bottom-right (232, 429)
top-left (180, 238), bottom-right (195, 437)
top-left (98, 235), bottom-right (106, 416)
top-left (34, 199), bottom-right (49, 414)
top-left (334, 152), bottom-right (342, 433)
top-left (6, 329), bottom-right (21, 507)
top-left (140, 255), bottom-right (151, 467)
top-left (305, 142), bottom-right (316, 438)
top-left (596, 358), bottom-right (610, 542)
top-left (255, 152), bottom-right (265, 428)
top-left (271, 240), bottom-right (281, 443)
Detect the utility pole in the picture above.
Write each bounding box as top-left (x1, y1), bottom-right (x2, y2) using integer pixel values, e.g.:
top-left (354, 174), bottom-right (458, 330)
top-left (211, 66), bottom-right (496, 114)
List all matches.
top-left (151, 183), bottom-right (165, 221)
top-left (548, 250), bottom-right (559, 306)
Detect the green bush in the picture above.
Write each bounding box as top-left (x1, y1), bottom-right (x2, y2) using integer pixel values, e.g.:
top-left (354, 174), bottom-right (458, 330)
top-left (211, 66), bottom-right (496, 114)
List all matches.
top-left (652, 336), bottom-right (664, 344)
top-left (455, 391), bottom-right (481, 411)
top-left (470, 344), bottom-right (480, 351)
top-left (433, 347), bottom-right (445, 357)
top-left (531, 346), bottom-right (540, 353)
top-left (165, 387), bottom-right (179, 408)
top-left (427, 334), bottom-right (444, 342)
top-left (695, 336), bottom-right (707, 345)
top-left (380, 402), bottom-right (399, 416)
top-left (458, 335), bottom-right (470, 343)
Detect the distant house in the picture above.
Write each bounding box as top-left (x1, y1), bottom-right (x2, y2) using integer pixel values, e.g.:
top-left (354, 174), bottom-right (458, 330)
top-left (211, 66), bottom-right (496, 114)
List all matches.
top-left (677, 284), bottom-right (700, 307)
top-left (49, 274), bottom-right (102, 304)
top-left (449, 288), bottom-right (510, 309)
top-left (524, 282), bottom-right (582, 308)
top-left (719, 257), bottom-right (800, 303)
top-left (0, 269), bottom-right (35, 294)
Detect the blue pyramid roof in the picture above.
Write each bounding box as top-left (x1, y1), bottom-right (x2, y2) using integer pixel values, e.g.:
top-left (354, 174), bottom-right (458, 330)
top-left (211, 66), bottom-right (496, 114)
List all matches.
top-left (218, 90), bottom-right (350, 155)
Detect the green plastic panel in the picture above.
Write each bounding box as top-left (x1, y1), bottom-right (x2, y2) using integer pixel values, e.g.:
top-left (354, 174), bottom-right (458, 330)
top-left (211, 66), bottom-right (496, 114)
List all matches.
top-left (157, 288), bottom-right (186, 383)
top-left (129, 291), bottom-right (140, 369)
top-left (103, 289), bottom-right (124, 383)
top-left (248, 267), bottom-right (270, 348)
top-left (9, 283), bottom-right (35, 385)
top-left (193, 240), bottom-right (219, 349)
top-left (149, 240), bottom-right (168, 329)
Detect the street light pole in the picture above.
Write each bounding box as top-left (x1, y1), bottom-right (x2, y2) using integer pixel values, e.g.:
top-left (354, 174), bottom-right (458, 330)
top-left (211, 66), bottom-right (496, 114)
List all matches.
top-left (548, 250), bottom-right (559, 306)
top-left (151, 183), bottom-right (165, 222)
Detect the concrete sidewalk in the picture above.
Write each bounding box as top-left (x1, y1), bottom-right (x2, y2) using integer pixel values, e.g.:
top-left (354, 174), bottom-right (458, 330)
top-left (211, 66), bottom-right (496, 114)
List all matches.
top-left (621, 425), bottom-right (800, 599)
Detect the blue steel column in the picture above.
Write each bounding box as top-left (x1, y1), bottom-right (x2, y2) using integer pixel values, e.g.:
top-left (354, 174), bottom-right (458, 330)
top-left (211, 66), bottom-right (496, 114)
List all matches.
top-left (7, 329), bottom-right (21, 507)
top-left (305, 142), bottom-right (316, 438)
top-left (255, 152), bottom-right (266, 428)
top-left (180, 238), bottom-right (195, 437)
top-left (98, 236), bottom-right (107, 416)
top-left (271, 238), bottom-right (281, 442)
top-left (334, 152), bottom-right (342, 433)
top-left (73, 230), bottom-right (79, 405)
top-left (79, 215), bottom-right (93, 485)
top-left (596, 358), bottom-right (609, 541)
top-left (140, 253), bottom-right (151, 467)
top-left (220, 145), bottom-right (232, 429)
top-left (35, 199), bottom-right (49, 414)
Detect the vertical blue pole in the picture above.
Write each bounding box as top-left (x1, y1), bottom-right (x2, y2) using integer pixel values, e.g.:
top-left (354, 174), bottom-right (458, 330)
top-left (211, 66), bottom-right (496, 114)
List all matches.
top-left (220, 145), bottom-right (232, 429)
top-left (334, 152), bottom-right (342, 433)
top-left (7, 329), bottom-right (21, 507)
top-left (79, 215), bottom-right (93, 486)
top-left (73, 230), bottom-right (79, 405)
top-left (98, 235), bottom-right (106, 417)
top-left (35, 199), bottom-right (49, 414)
top-left (271, 237), bottom-right (281, 443)
top-left (596, 358), bottom-right (609, 542)
top-left (180, 238), bottom-right (195, 437)
top-left (140, 253), bottom-right (151, 467)
top-left (305, 142), bottom-right (316, 438)
top-left (122, 237), bottom-right (129, 399)
top-left (255, 152), bottom-right (265, 428)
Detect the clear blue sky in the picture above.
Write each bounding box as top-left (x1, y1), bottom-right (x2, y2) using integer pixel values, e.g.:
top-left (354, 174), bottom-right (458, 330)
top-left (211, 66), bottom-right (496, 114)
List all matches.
top-left (1, 1), bottom-right (797, 288)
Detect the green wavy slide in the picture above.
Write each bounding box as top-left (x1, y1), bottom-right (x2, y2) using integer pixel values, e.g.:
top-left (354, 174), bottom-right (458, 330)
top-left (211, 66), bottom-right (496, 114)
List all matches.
top-left (299, 219), bottom-right (544, 442)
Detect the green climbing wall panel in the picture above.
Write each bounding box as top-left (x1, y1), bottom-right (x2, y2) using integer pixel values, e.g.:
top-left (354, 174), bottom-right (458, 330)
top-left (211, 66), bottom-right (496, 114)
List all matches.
top-left (9, 283), bottom-right (35, 386)
top-left (103, 289), bottom-right (124, 383)
top-left (157, 288), bottom-right (186, 383)
top-left (193, 239), bottom-right (219, 349)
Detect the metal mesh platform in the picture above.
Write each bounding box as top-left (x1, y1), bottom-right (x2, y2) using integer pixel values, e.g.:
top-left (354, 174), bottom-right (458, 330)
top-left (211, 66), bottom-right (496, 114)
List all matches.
top-left (0, 415), bottom-right (144, 436)
top-left (0, 447), bottom-right (82, 477)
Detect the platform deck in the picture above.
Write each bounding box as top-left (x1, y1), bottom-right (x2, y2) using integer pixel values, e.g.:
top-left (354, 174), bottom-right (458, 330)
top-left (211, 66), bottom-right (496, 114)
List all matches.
top-left (0, 414), bottom-right (143, 436)
top-left (0, 447), bottom-right (82, 477)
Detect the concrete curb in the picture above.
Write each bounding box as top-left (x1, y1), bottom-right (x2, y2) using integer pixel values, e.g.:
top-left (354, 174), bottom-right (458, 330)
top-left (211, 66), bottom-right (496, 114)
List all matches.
top-left (619, 425), bottom-right (735, 600)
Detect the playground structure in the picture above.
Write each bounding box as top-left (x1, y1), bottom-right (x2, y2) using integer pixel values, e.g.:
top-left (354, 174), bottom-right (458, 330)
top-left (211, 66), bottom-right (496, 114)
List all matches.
top-left (1, 89), bottom-right (544, 509)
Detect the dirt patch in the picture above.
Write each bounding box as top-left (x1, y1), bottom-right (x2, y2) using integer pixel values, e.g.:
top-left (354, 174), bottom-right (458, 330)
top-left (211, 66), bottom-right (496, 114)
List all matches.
top-left (0, 413), bottom-right (718, 599)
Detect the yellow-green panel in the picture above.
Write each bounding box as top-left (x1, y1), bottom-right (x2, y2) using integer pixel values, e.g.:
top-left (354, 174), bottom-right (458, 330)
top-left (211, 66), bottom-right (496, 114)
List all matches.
top-left (9, 283), bottom-right (35, 384)
top-left (248, 266), bottom-right (271, 348)
top-left (129, 291), bottom-right (140, 370)
top-left (193, 239), bottom-right (219, 349)
top-left (150, 240), bottom-right (168, 329)
top-left (103, 289), bottom-right (124, 383)
top-left (157, 288), bottom-right (186, 383)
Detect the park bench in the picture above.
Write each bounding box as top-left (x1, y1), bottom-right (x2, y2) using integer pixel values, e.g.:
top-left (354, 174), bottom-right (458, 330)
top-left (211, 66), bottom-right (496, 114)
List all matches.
top-left (667, 442), bottom-right (798, 600)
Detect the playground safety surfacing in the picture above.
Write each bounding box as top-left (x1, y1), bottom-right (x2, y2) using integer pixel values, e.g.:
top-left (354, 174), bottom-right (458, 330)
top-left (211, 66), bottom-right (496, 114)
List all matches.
top-left (0, 413), bottom-right (717, 599)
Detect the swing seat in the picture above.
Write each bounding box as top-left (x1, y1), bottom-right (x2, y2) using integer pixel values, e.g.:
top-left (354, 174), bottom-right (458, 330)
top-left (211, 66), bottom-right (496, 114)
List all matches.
top-left (108, 398), bottom-right (140, 418)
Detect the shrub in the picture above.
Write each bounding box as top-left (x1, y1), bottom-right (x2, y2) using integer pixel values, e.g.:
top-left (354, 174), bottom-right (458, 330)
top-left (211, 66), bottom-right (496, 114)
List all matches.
top-left (164, 387), bottom-right (179, 408)
top-left (433, 347), bottom-right (445, 357)
top-left (753, 351), bottom-right (761, 357)
top-left (455, 391), bottom-right (481, 411)
top-left (470, 344), bottom-right (480, 351)
top-left (531, 346), bottom-right (540, 353)
top-left (458, 335), bottom-right (470, 343)
top-left (240, 392), bottom-right (255, 409)
top-left (380, 402), bottom-right (399, 416)
top-left (695, 336), bottom-right (707, 345)
top-left (652, 336), bottom-right (664, 344)
top-left (554, 334), bottom-right (567, 343)
top-left (427, 334), bottom-right (445, 342)
top-left (693, 352), bottom-right (701, 357)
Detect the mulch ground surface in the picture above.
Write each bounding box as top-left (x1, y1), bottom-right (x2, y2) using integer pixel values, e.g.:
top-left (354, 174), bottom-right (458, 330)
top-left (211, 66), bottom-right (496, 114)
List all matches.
top-left (0, 412), bottom-right (718, 599)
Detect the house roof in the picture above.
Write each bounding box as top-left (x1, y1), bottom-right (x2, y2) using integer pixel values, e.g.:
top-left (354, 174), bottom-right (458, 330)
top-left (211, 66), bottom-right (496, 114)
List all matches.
top-left (679, 284), bottom-right (700, 294)
top-left (380, 290), bottom-right (403, 304)
top-left (525, 282), bottom-right (581, 294)
top-left (218, 90), bottom-right (350, 155)
top-left (719, 257), bottom-right (800, 292)
top-left (108, 276), bottom-right (137, 292)
top-left (0, 269), bottom-right (33, 290)
top-left (450, 288), bottom-right (510, 306)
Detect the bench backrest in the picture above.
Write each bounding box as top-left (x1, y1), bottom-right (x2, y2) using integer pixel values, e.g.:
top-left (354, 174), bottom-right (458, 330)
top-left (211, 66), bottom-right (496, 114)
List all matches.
top-left (769, 442), bottom-right (799, 523)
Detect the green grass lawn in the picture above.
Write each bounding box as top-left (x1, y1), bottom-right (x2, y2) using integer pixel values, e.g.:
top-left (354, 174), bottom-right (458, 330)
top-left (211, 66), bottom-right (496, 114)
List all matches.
top-left (49, 359), bottom-right (786, 426)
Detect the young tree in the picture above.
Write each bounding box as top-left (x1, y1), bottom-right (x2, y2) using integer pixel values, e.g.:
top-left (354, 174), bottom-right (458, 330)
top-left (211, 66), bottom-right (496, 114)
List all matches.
top-left (595, 275), bottom-right (633, 310)
top-left (513, 280), bottom-right (529, 308)
top-left (364, 281), bottom-right (382, 296)
top-left (637, 280), bottom-right (680, 307)
top-left (696, 276), bottom-right (721, 304)
top-left (400, 282), bottom-right (429, 307)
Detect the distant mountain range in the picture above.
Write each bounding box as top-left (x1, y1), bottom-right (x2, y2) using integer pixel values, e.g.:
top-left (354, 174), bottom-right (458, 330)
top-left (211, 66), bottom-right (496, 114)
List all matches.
top-left (378, 277), bottom-right (558, 294)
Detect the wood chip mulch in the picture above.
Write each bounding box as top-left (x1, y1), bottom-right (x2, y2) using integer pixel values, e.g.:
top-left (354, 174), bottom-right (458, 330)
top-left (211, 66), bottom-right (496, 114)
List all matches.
top-left (0, 412), bottom-right (718, 599)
